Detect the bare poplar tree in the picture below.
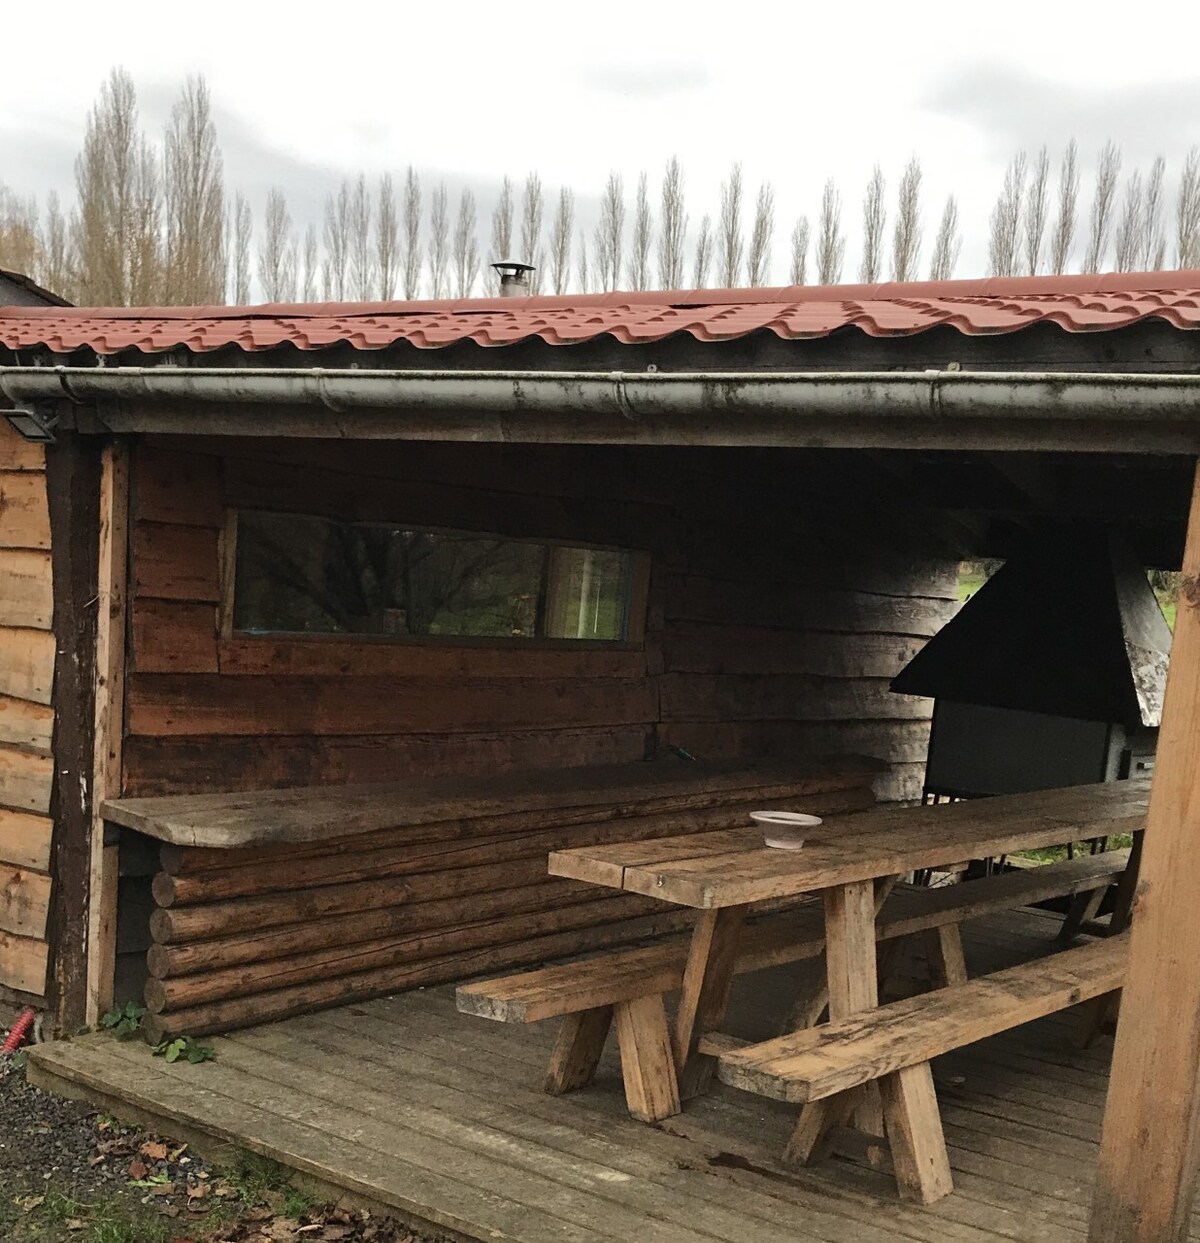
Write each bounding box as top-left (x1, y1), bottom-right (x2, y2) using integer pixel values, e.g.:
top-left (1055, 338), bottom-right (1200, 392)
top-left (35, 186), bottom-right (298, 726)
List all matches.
top-left (594, 171), bottom-right (625, 291)
top-left (1022, 146), bottom-right (1050, 276)
top-left (39, 191), bottom-right (75, 301)
top-left (929, 195), bottom-right (961, 280)
top-left (747, 182), bottom-right (774, 286)
top-left (1177, 147), bottom-right (1200, 269)
top-left (257, 188), bottom-right (297, 301)
top-left (73, 67), bottom-right (162, 304)
top-left (229, 192), bottom-right (251, 303)
top-left (427, 181), bottom-right (449, 298)
top-left (988, 151), bottom-right (1026, 278)
top-left (301, 224), bottom-right (318, 301)
top-left (1141, 155), bottom-right (1167, 270)
top-left (548, 187), bottom-right (573, 294)
top-left (322, 180), bottom-right (351, 299)
top-left (1113, 170), bottom-right (1144, 272)
top-left (1083, 141), bottom-right (1122, 274)
top-left (890, 156), bottom-right (923, 281)
top-left (576, 230), bottom-right (590, 293)
top-left (692, 213), bottom-right (713, 286)
top-left (489, 175), bottom-right (515, 288)
top-left (859, 165), bottom-right (886, 282)
top-left (375, 173), bottom-right (400, 299)
top-left (519, 172), bottom-right (544, 292)
top-left (453, 188), bottom-right (480, 296)
top-left (348, 174), bottom-right (374, 300)
top-left (1049, 139), bottom-right (1080, 275)
top-left (627, 172), bottom-right (652, 290)
top-left (789, 217), bottom-right (810, 285)
top-left (0, 187), bottom-right (40, 278)
top-left (656, 157), bottom-right (687, 289)
top-left (718, 162), bottom-right (744, 286)
top-left (163, 74), bottom-right (225, 303)
top-left (815, 180), bottom-right (845, 285)
top-left (401, 166), bottom-right (421, 299)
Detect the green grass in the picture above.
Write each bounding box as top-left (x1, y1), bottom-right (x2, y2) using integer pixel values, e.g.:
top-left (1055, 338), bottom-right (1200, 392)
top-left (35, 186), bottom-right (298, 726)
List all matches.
top-left (1015, 832), bottom-right (1135, 865)
top-left (0, 1185), bottom-right (173, 1243)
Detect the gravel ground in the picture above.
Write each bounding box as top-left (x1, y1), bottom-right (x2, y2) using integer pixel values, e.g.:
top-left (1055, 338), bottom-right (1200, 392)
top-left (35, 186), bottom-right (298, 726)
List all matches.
top-left (0, 1049), bottom-right (450, 1243)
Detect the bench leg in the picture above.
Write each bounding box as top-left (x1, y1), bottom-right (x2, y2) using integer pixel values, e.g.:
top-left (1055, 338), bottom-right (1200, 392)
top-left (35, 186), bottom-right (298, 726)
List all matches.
top-left (924, 923), bottom-right (969, 988)
top-left (1059, 885), bottom-right (1107, 943)
top-left (784, 1091), bottom-right (862, 1166)
top-left (544, 1006), bottom-right (613, 1096)
top-left (615, 995), bottom-right (681, 1122)
top-left (672, 907), bottom-right (746, 1100)
top-left (880, 1062), bottom-right (954, 1204)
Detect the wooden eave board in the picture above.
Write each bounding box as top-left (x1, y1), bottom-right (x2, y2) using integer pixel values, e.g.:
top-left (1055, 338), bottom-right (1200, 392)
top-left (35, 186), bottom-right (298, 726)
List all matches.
top-left (715, 935), bottom-right (1128, 1104)
top-left (99, 756), bottom-right (881, 847)
top-left (550, 781), bottom-right (1148, 908)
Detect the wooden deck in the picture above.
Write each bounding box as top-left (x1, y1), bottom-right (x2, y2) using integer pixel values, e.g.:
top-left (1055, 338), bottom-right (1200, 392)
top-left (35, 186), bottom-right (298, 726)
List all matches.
top-left (28, 907), bottom-right (1197, 1243)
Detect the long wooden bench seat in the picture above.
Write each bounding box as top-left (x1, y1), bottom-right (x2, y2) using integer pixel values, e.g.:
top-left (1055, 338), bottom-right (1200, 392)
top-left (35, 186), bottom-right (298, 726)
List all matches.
top-left (456, 849), bottom-right (1128, 1115)
top-left (702, 934), bottom-right (1128, 1203)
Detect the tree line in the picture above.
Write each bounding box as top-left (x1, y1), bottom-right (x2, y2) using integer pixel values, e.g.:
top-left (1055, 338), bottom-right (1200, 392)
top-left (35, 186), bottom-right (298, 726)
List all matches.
top-left (3, 68), bottom-right (1200, 307)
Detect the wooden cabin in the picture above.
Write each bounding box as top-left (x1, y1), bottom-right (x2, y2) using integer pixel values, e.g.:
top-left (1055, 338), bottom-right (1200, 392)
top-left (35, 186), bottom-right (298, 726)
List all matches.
top-left (3, 270), bottom-right (1200, 1242)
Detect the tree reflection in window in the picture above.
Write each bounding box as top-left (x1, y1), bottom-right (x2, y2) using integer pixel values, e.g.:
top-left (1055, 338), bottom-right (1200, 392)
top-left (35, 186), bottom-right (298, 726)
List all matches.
top-left (233, 511), bottom-right (637, 642)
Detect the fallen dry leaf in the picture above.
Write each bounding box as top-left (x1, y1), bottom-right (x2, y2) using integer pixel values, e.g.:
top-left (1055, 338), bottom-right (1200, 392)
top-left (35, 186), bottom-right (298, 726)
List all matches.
top-left (17, 1194), bottom-right (45, 1212)
top-left (262, 1219), bottom-right (301, 1241)
top-left (187, 1182), bottom-right (210, 1200)
top-left (140, 1140), bottom-right (170, 1161)
top-left (320, 1228), bottom-right (352, 1241)
top-left (127, 1158), bottom-right (149, 1180)
top-left (244, 1206), bottom-right (273, 1221)
top-left (65, 1219), bottom-right (86, 1231)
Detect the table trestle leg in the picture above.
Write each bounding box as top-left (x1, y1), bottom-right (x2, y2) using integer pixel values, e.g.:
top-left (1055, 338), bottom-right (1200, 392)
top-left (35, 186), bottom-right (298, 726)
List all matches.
top-left (615, 995), bottom-right (680, 1122)
top-left (544, 1006), bottom-right (613, 1095)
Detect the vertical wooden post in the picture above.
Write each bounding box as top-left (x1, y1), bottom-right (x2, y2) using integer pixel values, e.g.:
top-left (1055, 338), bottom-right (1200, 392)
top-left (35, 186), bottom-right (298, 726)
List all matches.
top-left (85, 443), bottom-right (128, 1024)
top-left (1090, 461), bottom-right (1200, 1243)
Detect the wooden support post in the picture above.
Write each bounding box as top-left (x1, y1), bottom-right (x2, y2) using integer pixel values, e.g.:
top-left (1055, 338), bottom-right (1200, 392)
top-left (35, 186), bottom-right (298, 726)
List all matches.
top-left (671, 907), bottom-right (746, 1099)
top-left (1090, 462), bottom-right (1200, 1243)
top-left (880, 1062), bottom-right (954, 1204)
top-left (614, 995), bottom-right (680, 1122)
top-left (86, 443), bottom-right (128, 1025)
top-left (924, 923), bottom-right (969, 988)
top-left (544, 1006), bottom-right (613, 1095)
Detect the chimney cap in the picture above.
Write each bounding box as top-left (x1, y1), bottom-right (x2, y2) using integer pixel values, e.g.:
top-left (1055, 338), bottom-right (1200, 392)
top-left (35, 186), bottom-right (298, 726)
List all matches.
top-left (491, 261), bottom-right (536, 276)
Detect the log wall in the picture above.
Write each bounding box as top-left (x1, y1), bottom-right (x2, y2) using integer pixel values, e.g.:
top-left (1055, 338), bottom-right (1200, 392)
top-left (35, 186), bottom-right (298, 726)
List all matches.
top-left (0, 423), bottom-right (54, 1015)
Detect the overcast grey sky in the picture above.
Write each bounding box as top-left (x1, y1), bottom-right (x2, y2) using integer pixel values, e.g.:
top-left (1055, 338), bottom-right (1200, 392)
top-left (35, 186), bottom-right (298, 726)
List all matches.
top-left (3, 0), bottom-right (1200, 289)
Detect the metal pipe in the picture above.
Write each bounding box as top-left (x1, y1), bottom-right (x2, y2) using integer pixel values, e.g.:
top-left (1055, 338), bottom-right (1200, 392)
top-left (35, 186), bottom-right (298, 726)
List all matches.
top-left (3, 366), bottom-right (1200, 451)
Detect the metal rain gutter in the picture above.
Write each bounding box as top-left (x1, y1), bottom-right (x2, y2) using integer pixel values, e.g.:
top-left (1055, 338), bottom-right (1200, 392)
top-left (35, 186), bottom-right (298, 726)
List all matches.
top-left (3, 366), bottom-right (1200, 451)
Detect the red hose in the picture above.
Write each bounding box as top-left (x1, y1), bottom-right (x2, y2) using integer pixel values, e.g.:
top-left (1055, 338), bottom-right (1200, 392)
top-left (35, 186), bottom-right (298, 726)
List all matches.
top-left (2, 1007), bottom-right (36, 1053)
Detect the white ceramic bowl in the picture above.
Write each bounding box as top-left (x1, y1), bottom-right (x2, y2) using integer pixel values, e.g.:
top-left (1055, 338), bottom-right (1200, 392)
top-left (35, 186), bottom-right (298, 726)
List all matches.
top-left (749, 811), bottom-right (823, 850)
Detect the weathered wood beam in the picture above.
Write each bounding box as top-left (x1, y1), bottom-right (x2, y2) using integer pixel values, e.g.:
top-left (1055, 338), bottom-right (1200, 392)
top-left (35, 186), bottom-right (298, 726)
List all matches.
top-left (1090, 458), bottom-right (1200, 1243)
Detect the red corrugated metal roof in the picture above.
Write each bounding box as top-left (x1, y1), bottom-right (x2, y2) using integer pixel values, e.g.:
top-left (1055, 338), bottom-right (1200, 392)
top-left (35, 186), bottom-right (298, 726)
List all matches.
top-left (2, 271), bottom-right (1199, 356)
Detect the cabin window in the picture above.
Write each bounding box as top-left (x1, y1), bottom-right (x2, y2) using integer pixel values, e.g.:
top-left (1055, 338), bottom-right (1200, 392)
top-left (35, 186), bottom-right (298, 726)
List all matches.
top-left (231, 510), bottom-right (645, 643)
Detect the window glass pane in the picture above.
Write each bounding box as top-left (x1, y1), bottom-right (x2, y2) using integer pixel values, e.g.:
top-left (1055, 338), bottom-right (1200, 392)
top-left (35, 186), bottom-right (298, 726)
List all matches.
top-left (233, 510), bottom-right (638, 643)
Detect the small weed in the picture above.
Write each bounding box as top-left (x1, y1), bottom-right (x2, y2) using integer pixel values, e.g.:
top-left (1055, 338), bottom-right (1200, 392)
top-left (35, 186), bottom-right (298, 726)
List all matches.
top-left (282, 1183), bottom-right (320, 1217)
top-left (99, 1002), bottom-right (146, 1040)
top-left (222, 1148), bottom-right (293, 1204)
top-left (150, 1036), bottom-right (215, 1065)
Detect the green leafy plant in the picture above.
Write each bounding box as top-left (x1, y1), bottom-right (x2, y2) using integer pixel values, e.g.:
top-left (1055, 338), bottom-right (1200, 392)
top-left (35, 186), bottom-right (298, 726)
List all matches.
top-left (151, 1036), bottom-right (215, 1064)
top-left (99, 1001), bottom-right (146, 1040)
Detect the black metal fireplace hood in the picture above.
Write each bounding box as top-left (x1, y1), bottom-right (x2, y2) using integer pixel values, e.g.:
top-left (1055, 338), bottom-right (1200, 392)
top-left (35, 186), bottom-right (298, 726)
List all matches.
top-left (890, 528), bottom-right (1172, 728)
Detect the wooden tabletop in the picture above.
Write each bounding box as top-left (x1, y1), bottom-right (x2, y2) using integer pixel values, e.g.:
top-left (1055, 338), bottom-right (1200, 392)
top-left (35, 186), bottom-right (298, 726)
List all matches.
top-left (548, 779), bottom-right (1149, 909)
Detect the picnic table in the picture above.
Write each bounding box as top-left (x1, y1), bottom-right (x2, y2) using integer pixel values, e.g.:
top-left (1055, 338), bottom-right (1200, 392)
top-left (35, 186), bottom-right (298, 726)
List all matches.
top-left (546, 778), bottom-right (1145, 1201)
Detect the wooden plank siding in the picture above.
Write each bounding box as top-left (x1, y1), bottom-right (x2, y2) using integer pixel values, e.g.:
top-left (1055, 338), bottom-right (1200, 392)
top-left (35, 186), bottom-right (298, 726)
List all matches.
top-left (0, 422), bottom-right (54, 1007)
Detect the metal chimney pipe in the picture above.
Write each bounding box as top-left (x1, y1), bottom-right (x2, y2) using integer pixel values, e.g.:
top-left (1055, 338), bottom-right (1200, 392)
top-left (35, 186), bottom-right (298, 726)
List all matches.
top-left (491, 261), bottom-right (535, 297)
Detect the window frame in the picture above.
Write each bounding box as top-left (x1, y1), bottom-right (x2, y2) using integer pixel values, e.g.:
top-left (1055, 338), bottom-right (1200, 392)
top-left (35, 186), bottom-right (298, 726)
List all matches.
top-left (220, 509), bottom-right (652, 650)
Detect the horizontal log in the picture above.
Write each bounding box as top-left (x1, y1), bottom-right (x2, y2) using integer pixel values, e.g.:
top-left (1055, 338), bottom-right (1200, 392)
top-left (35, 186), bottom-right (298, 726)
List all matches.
top-left (152, 769), bottom-right (876, 873)
top-left (131, 599), bottom-right (218, 674)
top-left (0, 928), bottom-right (48, 996)
top-left (126, 673), bottom-right (658, 737)
top-left (660, 673), bottom-right (933, 723)
top-left (121, 725), bottom-right (652, 799)
top-left (664, 626), bottom-right (925, 678)
top-left (147, 889), bottom-right (664, 979)
top-left (141, 905), bottom-right (696, 1041)
top-left (0, 551), bottom-right (53, 630)
top-left (0, 694), bottom-right (53, 753)
top-left (0, 471), bottom-right (50, 550)
top-left (0, 428), bottom-right (45, 472)
top-left (152, 785), bottom-right (875, 906)
top-left (149, 873), bottom-right (591, 945)
top-left (133, 448), bottom-right (223, 528)
top-left (0, 745), bottom-right (54, 815)
top-left (144, 899), bottom-right (698, 1012)
top-left (0, 627), bottom-right (55, 706)
top-left (132, 522), bottom-right (220, 602)
top-left (0, 809), bottom-right (52, 871)
top-left (0, 862), bottom-right (51, 939)
top-left (216, 636), bottom-right (648, 680)
top-left (665, 575), bottom-right (959, 637)
top-left (656, 720), bottom-right (930, 767)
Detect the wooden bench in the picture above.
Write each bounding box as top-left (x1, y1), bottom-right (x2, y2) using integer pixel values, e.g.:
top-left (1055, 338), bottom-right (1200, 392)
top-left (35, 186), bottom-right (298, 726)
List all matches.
top-left (456, 849), bottom-right (1128, 1120)
top-left (702, 934), bottom-right (1128, 1203)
